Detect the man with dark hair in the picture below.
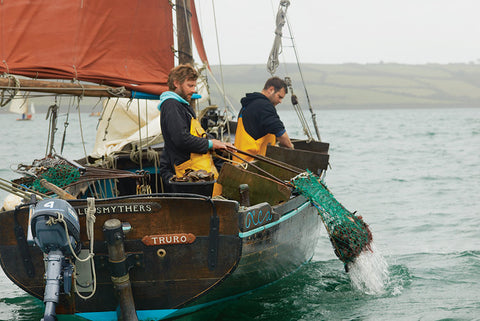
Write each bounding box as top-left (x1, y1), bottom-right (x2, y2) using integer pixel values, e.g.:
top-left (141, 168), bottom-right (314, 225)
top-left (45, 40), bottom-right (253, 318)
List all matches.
top-left (158, 64), bottom-right (233, 195)
top-left (234, 76), bottom-right (293, 162)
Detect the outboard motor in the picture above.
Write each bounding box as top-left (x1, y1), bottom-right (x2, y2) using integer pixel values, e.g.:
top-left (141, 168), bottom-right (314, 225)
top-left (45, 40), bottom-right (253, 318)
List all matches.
top-left (31, 199), bottom-right (81, 321)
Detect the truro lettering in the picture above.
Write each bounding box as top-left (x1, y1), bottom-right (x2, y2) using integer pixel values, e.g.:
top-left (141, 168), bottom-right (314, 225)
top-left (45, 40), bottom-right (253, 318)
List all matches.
top-left (142, 233), bottom-right (196, 246)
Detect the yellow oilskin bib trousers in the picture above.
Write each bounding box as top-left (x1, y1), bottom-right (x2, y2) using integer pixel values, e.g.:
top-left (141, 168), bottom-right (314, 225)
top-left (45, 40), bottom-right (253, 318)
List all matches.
top-left (233, 116), bottom-right (276, 162)
top-left (174, 118), bottom-right (222, 196)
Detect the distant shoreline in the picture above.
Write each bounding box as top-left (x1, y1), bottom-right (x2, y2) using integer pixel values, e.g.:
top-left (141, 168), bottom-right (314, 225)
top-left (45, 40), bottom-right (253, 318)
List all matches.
top-left (3, 63), bottom-right (480, 111)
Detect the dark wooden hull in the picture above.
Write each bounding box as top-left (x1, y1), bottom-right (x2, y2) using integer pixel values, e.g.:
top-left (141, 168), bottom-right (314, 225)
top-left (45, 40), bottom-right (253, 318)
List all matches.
top-left (191, 196), bottom-right (320, 307)
top-left (0, 192), bottom-right (321, 320)
top-left (0, 136), bottom-right (329, 319)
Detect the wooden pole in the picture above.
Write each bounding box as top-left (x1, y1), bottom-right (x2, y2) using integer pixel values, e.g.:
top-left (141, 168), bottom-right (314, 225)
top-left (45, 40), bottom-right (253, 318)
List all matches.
top-left (39, 179), bottom-right (76, 200)
top-left (103, 219), bottom-right (138, 321)
top-left (176, 0), bottom-right (193, 66)
top-left (176, 0), bottom-right (197, 111)
top-left (0, 78), bottom-right (131, 98)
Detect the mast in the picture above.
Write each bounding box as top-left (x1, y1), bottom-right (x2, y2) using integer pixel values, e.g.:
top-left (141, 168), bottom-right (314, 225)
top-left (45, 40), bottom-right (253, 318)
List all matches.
top-left (176, 0), bottom-right (198, 111)
top-left (176, 0), bottom-right (194, 65)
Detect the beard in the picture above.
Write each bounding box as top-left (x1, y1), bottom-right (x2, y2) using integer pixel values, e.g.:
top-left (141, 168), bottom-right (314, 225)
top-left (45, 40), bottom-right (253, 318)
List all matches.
top-left (178, 89), bottom-right (192, 102)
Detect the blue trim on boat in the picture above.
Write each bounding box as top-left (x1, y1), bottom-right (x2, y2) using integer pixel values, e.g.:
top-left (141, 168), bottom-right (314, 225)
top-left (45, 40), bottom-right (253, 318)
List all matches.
top-left (239, 201), bottom-right (311, 238)
top-left (130, 91), bottom-right (201, 100)
top-left (131, 91), bottom-right (160, 100)
top-left (74, 282), bottom-right (270, 321)
top-left (75, 201), bottom-right (313, 320)
top-left (75, 256), bottom-right (313, 321)
top-left (76, 309), bottom-right (177, 321)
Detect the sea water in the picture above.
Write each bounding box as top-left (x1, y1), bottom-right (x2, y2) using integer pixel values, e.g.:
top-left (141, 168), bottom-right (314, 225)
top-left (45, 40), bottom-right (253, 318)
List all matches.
top-left (348, 243), bottom-right (389, 295)
top-left (0, 107), bottom-right (479, 320)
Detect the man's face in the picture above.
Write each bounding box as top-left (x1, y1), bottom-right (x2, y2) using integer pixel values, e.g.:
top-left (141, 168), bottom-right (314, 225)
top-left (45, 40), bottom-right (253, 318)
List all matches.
top-left (174, 79), bottom-right (197, 102)
top-left (266, 86), bottom-right (286, 106)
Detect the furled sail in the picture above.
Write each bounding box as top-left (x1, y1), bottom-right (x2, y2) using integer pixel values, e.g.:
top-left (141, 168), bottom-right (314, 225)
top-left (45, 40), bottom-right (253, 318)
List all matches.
top-left (0, 0), bottom-right (174, 95)
top-left (91, 98), bottom-right (162, 158)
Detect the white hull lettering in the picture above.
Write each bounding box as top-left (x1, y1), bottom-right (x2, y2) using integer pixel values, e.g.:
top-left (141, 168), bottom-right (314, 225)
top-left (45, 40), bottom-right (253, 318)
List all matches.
top-left (75, 203), bottom-right (155, 215)
top-left (142, 233), bottom-right (196, 246)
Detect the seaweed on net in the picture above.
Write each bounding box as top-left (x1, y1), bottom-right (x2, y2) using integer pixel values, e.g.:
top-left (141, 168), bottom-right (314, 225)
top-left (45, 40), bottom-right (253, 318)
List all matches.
top-left (291, 170), bottom-right (372, 270)
top-left (31, 164), bottom-right (81, 193)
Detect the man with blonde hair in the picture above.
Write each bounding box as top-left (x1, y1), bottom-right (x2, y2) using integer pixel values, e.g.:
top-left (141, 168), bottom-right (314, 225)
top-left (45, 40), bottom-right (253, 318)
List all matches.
top-left (158, 64), bottom-right (233, 195)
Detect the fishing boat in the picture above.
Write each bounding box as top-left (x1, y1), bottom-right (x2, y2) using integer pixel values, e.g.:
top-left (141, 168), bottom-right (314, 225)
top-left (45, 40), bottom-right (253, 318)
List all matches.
top-left (0, 1), bottom-right (332, 320)
top-left (8, 95), bottom-right (35, 121)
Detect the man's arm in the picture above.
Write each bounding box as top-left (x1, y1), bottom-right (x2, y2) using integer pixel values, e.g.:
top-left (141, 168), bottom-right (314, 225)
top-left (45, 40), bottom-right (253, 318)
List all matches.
top-left (161, 100), bottom-right (208, 154)
top-left (277, 131), bottom-right (294, 149)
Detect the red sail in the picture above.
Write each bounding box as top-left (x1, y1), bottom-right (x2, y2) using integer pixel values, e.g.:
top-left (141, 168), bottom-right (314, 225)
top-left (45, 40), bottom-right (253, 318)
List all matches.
top-left (190, 0), bottom-right (209, 69)
top-left (0, 0), bottom-right (174, 95)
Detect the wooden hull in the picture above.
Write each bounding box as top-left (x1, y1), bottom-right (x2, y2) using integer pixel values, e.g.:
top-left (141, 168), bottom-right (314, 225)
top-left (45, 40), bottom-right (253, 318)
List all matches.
top-left (0, 193), bottom-right (321, 320)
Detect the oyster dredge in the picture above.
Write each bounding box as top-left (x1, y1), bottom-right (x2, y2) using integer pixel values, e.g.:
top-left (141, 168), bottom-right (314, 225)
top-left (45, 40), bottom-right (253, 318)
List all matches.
top-left (0, 1), bottom-right (372, 320)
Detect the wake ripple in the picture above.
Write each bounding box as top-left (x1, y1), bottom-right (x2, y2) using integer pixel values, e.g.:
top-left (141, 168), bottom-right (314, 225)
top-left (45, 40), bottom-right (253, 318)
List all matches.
top-left (348, 242), bottom-right (389, 294)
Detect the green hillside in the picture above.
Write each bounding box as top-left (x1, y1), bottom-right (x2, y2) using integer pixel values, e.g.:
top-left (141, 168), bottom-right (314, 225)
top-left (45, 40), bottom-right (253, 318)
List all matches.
top-left (209, 63), bottom-right (480, 110)
top-left (3, 63), bottom-right (480, 114)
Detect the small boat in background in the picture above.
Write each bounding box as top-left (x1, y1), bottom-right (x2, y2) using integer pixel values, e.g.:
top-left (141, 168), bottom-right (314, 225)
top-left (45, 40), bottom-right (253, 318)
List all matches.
top-left (9, 96), bottom-right (35, 121)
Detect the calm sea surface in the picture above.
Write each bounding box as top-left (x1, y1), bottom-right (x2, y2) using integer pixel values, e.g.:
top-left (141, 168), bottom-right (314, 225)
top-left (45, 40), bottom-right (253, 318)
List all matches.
top-left (0, 107), bottom-right (479, 320)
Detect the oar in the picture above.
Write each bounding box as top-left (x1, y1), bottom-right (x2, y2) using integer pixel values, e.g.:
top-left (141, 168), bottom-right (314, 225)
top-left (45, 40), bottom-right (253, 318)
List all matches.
top-left (40, 179), bottom-right (76, 200)
top-left (230, 147), bottom-right (304, 175)
top-left (222, 149), bottom-right (291, 187)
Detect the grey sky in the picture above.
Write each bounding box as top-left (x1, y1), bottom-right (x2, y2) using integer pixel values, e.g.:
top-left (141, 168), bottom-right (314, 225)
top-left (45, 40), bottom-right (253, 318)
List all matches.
top-left (195, 0), bottom-right (480, 65)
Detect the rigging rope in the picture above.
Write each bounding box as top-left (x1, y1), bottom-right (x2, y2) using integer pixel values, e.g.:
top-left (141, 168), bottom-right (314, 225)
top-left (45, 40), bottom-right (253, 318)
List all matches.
top-left (77, 97), bottom-right (89, 163)
top-left (211, 0), bottom-right (228, 111)
top-left (45, 102), bottom-right (59, 156)
top-left (267, 0), bottom-right (322, 141)
top-left (136, 99), bottom-right (143, 170)
top-left (267, 0), bottom-right (290, 75)
top-left (50, 198), bottom-right (97, 300)
top-left (284, 77), bottom-right (313, 140)
top-left (60, 98), bottom-right (71, 155)
top-left (284, 13), bottom-right (321, 141)
top-left (0, 73), bottom-right (20, 107)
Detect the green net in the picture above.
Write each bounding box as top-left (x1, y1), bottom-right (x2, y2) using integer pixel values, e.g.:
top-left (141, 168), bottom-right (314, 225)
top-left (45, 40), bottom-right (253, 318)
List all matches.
top-left (291, 171), bottom-right (372, 266)
top-left (31, 164), bottom-right (81, 194)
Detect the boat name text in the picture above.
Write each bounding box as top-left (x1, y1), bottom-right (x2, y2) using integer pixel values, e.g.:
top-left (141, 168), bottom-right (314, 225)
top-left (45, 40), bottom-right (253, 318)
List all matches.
top-left (245, 208), bottom-right (273, 229)
top-left (76, 203), bottom-right (158, 215)
top-left (142, 233), bottom-right (196, 246)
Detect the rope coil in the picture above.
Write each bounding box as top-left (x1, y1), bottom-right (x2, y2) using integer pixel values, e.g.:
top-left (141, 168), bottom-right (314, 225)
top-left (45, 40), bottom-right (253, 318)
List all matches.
top-left (49, 197), bottom-right (97, 300)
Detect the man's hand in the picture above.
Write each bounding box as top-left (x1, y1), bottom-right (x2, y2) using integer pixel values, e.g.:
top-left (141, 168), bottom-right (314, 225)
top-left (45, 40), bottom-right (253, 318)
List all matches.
top-left (277, 132), bottom-right (294, 149)
top-left (211, 139), bottom-right (236, 152)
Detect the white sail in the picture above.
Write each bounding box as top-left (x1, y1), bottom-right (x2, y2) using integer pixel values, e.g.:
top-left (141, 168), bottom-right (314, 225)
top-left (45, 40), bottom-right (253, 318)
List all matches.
top-left (90, 98), bottom-right (163, 158)
top-left (8, 96), bottom-right (29, 115)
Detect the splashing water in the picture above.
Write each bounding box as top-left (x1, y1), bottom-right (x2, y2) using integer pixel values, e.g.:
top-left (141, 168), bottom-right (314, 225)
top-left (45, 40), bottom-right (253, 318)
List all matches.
top-left (347, 242), bottom-right (389, 294)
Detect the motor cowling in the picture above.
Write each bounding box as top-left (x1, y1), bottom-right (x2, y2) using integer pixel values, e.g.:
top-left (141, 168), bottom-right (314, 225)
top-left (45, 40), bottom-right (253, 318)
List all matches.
top-left (31, 199), bottom-right (81, 256)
